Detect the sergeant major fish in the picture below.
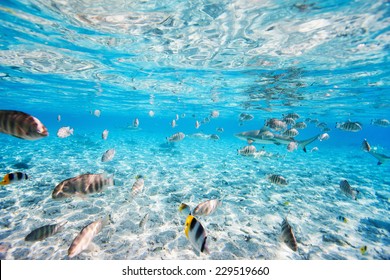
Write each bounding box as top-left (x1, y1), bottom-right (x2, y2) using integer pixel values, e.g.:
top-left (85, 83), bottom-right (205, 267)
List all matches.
top-left (167, 132), bottom-right (185, 142)
top-left (0, 110), bottom-right (48, 140)
top-left (336, 120), bottom-right (362, 132)
top-left (101, 148), bottom-right (116, 162)
top-left (267, 174), bottom-right (288, 186)
top-left (52, 173), bottom-right (114, 199)
top-left (68, 215), bottom-right (110, 258)
top-left (131, 175), bottom-right (144, 196)
top-left (371, 119), bottom-right (390, 127)
top-left (339, 179), bottom-right (359, 200)
top-left (0, 172), bottom-right (28, 186)
top-left (281, 217), bottom-right (298, 252)
top-left (192, 199), bottom-right (222, 216)
top-left (238, 145), bottom-right (257, 156)
top-left (25, 221), bottom-right (67, 242)
top-left (184, 215), bottom-right (209, 254)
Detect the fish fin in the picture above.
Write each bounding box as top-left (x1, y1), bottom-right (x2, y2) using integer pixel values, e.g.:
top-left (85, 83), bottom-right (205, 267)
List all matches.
top-left (87, 242), bottom-right (99, 253)
top-left (298, 134), bottom-right (320, 152)
top-left (377, 161), bottom-right (382, 165)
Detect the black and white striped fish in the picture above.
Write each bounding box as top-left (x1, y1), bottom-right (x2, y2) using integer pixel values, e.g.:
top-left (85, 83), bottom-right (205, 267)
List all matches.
top-left (101, 148), bottom-right (116, 162)
top-left (281, 218), bottom-right (298, 252)
top-left (339, 179), bottom-right (359, 200)
top-left (0, 172), bottom-right (28, 186)
top-left (131, 175), bottom-right (144, 196)
top-left (68, 215), bottom-right (110, 258)
top-left (52, 173), bottom-right (114, 199)
top-left (336, 120), bottom-right (362, 132)
top-left (25, 221), bottom-right (67, 242)
top-left (267, 174), bottom-right (288, 186)
top-left (282, 128), bottom-right (299, 137)
top-left (237, 145), bottom-right (257, 156)
top-left (282, 113), bottom-right (300, 120)
top-left (192, 199), bottom-right (222, 216)
top-left (0, 110), bottom-right (48, 140)
top-left (139, 213), bottom-right (149, 230)
top-left (371, 119), bottom-right (390, 127)
top-left (167, 132), bottom-right (185, 142)
top-left (184, 215), bottom-right (209, 254)
top-left (293, 122), bottom-right (307, 130)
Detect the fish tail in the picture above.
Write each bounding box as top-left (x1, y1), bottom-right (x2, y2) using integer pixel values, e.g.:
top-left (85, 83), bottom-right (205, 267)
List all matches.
top-left (298, 134), bottom-right (320, 153)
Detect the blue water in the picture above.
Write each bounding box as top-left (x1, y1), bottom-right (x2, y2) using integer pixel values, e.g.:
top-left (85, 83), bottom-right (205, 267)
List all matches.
top-left (0, 0), bottom-right (389, 260)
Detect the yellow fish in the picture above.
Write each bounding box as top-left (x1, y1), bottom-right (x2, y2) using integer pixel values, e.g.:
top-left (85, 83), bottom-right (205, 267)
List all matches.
top-left (184, 215), bottom-right (209, 254)
top-left (360, 245), bottom-right (367, 255)
top-left (0, 172), bottom-right (28, 186)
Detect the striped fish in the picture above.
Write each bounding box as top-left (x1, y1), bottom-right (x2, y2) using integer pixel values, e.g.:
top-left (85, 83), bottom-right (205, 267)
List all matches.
top-left (267, 174), bottom-right (288, 186)
top-left (101, 148), bottom-right (116, 162)
top-left (293, 122), bottom-right (307, 129)
top-left (371, 119), bottom-right (390, 127)
top-left (184, 215), bottom-right (209, 254)
top-left (25, 221), bottom-right (67, 242)
top-left (339, 180), bottom-right (359, 200)
top-left (281, 218), bottom-right (298, 252)
top-left (336, 216), bottom-right (348, 223)
top-left (52, 173), bottom-right (114, 199)
top-left (131, 175), bottom-right (144, 196)
top-left (192, 199), bottom-right (222, 216)
top-left (283, 117), bottom-right (296, 126)
top-left (265, 118), bottom-right (287, 131)
top-left (139, 213), bottom-right (149, 230)
top-left (237, 145), bottom-right (256, 156)
top-left (282, 113), bottom-right (300, 120)
top-left (178, 203), bottom-right (191, 216)
top-left (336, 120), bottom-right (362, 132)
top-left (282, 128), bottom-right (299, 137)
top-left (0, 110), bottom-right (48, 140)
top-left (0, 172), bottom-right (28, 186)
top-left (167, 132), bottom-right (185, 142)
top-left (68, 215), bottom-right (110, 258)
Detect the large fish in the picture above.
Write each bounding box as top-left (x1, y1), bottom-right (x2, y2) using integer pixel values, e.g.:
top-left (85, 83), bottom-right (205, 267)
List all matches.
top-left (362, 139), bottom-right (390, 165)
top-left (281, 218), bottom-right (298, 252)
top-left (235, 128), bottom-right (319, 152)
top-left (25, 221), bottom-right (67, 242)
top-left (68, 215), bottom-right (110, 258)
top-left (184, 215), bottom-right (209, 254)
top-left (52, 173), bottom-right (114, 199)
top-left (192, 199), bottom-right (222, 216)
top-left (0, 110), bottom-right (48, 140)
top-left (339, 179), bottom-right (359, 200)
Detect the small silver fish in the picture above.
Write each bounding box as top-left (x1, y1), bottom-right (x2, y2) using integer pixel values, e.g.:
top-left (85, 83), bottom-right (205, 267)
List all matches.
top-left (293, 122), bottom-right (307, 129)
top-left (57, 126), bottom-right (74, 138)
top-left (287, 141), bottom-right (298, 152)
top-left (102, 129), bottom-right (109, 140)
top-left (25, 221), bottom-right (67, 242)
top-left (148, 110), bottom-right (155, 117)
top-left (139, 213), bottom-right (149, 229)
top-left (238, 145), bottom-right (257, 156)
top-left (318, 133), bottom-right (329, 141)
top-left (210, 110), bottom-right (219, 118)
top-left (371, 119), bottom-right (390, 127)
top-left (192, 199), bottom-right (222, 216)
top-left (267, 174), bottom-right (288, 186)
top-left (101, 148), bottom-right (115, 162)
top-left (93, 109), bottom-right (101, 117)
top-left (216, 127), bottom-right (224, 133)
top-left (339, 179), bottom-right (359, 200)
top-left (239, 113), bottom-right (254, 122)
top-left (68, 215), bottom-right (110, 258)
top-left (133, 118), bottom-right (139, 128)
top-left (281, 218), bottom-right (298, 252)
top-left (195, 121), bottom-right (200, 129)
top-left (171, 119), bottom-right (177, 128)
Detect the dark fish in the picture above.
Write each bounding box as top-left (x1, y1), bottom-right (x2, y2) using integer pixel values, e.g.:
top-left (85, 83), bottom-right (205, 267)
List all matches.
top-left (0, 172), bottom-right (28, 186)
top-left (52, 173), bottom-right (114, 199)
top-left (339, 179), bottom-right (359, 200)
top-left (267, 174), bottom-right (288, 186)
top-left (336, 120), bottom-right (362, 132)
top-left (281, 218), bottom-right (298, 252)
top-left (0, 110), bottom-right (48, 140)
top-left (25, 221), bottom-right (67, 242)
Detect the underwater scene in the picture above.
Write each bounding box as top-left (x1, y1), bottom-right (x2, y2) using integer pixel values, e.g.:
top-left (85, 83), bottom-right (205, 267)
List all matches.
top-left (0, 0), bottom-right (389, 260)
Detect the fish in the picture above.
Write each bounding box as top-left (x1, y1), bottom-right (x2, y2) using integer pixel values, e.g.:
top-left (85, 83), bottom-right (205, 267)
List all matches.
top-left (0, 172), bottom-right (28, 186)
top-left (133, 118), bottom-right (139, 128)
top-left (287, 141), bottom-right (298, 152)
top-left (235, 129), bottom-right (319, 152)
top-left (281, 217), bottom-right (298, 252)
top-left (181, 113), bottom-right (186, 118)
top-left (184, 215), bottom-right (209, 254)
top-left (362, 139), bottom-right (390, 165)
top-left (360, 245), bottom-right (367, 255)
top-left (195, 120), bottom-right (200, 129)
top-left (282, 113), bottom-right (300, 120)
top-left (318, 133), bottom-right (330, 141)
top-left (239, 113), bottom-right (254, 122)
top-left (216, 127), bottom-right (224, 133)
top-left (101, 148), bottom-right (116, 162)
top-left (93, 109), bottom-right (101, 117)
top-left (57, 126), bottom-right (74, 138)
top-left (179, 203), bottom-right (191, 216)
top-left (339, 179), bottom-right (359, 200)
top-left (131, 175), bottom-right (144, 196)
top-left (192, 199), bottom-right (222, 216)
top-left (167, 132), bottom-right (185, 142)
top-left (267, 174), bottom-right (288, 186)
top-left (265, 118), bottom-right (287, 131)
top-left (336, 120), bottom-right (362, 132)
top-left (25, 221), bottom-right (67, 242)
top-left (57, 115), bottom-right (61, 122)
top-left (52, 173), bottom-right (114, 199)
top-left (283, 117), bottom-right (296, 126)
top-left (171, 119), bottom-right (177, 128)
top-left (68, 215), bottom-right (110, 258)
top-left (293, 122), bottom-right (307, 129)
top-left (336, 216), bottom-right (348, 223)
top-left (0, 110), bottom-right (48, 140)
top-left (176, 114), bottom-right (179, 121)
top-left (210, 134), bottom-right (220, 140)
top-left (139, 213), bottom-right (149, 230)
top-left (310, 147), bottom-right (319, 152)
top-left (371, 119), bottom-right (390, 127)
top-left (238, 145), bottom-right (257, 156)
top-left (102, 129), bottom-right (109, 140)
top-left (282, 128), bottom-right (299, 137)
top-left (210, 110), bottom-right (219, 118)
top-left (148, 110), bottom-right (155, 117)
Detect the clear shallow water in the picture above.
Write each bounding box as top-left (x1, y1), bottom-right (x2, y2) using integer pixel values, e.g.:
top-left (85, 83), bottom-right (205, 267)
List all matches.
top-left (0, 0), bottom-right (389, 260)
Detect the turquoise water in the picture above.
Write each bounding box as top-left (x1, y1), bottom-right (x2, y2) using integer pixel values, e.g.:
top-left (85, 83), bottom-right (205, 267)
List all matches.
top-left (0, 0), bottom-right (389, 260)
